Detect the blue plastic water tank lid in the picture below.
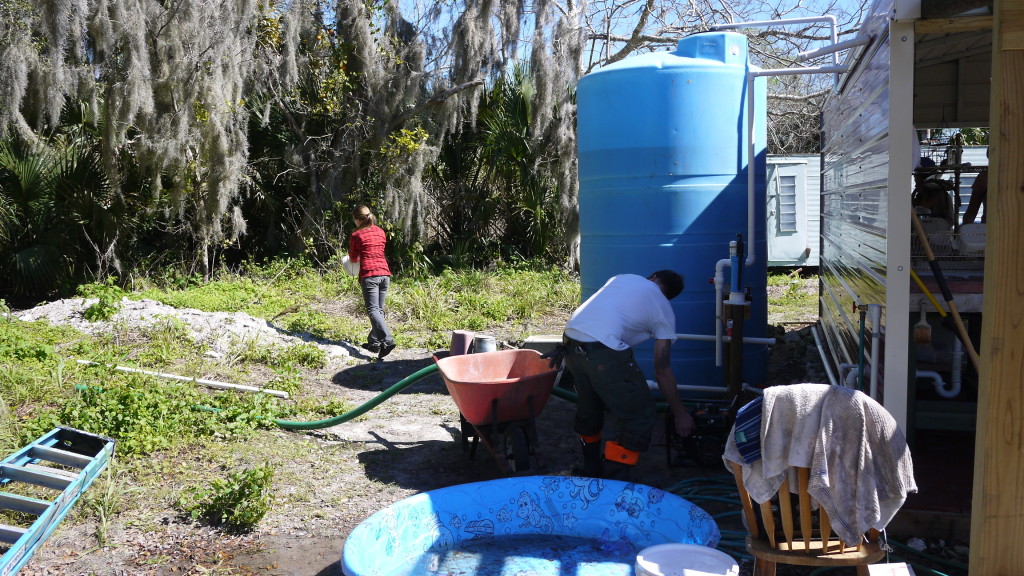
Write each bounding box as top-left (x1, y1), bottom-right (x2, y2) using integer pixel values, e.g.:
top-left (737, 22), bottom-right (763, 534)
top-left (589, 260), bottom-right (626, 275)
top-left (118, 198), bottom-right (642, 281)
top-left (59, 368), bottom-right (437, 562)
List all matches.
top-left (674, 31), bottom-right (748, 66)
top-left (584, 31), bottom-right (749, 76)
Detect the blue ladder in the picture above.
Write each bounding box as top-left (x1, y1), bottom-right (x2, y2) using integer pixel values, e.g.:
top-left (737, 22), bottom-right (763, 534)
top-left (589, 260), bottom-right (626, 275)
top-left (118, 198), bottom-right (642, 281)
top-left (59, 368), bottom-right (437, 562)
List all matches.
top-left (0, 427), bottom-right (115, 576)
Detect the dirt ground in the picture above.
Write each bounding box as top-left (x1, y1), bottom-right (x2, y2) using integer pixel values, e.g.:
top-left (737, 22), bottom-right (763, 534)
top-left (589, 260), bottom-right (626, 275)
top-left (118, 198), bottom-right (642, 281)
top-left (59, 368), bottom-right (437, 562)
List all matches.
top-left (15, 283), bottom-right (846, 576)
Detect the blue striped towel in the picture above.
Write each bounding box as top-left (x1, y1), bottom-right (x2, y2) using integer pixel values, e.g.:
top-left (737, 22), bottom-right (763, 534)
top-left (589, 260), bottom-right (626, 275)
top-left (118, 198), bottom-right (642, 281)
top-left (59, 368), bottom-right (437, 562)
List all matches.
top-left (733, 396), bottom-right (763, 464)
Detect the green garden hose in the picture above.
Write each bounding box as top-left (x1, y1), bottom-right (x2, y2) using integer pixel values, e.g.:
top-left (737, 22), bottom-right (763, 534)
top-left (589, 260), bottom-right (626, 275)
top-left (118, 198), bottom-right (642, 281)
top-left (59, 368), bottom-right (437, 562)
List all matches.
top-left (274, 364), bottom-right (440, 430)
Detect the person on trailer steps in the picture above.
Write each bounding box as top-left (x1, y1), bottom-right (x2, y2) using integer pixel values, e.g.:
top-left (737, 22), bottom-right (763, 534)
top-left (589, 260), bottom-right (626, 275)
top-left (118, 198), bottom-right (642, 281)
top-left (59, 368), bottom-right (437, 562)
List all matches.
top-left (561, 270), bottom-right (694, 481)
top-left (348, 205), bottom-right (396, 359)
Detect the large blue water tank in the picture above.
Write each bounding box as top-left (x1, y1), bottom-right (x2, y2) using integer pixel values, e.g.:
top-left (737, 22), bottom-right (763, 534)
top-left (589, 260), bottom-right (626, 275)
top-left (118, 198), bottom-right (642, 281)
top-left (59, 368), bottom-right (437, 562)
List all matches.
top-left (576, 31), bottom-right (768, 390)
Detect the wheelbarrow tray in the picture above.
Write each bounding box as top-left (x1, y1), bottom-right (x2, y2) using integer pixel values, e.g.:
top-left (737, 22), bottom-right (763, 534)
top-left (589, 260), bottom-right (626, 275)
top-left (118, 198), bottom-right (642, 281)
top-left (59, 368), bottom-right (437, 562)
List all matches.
top-left (435, 349), bottom-right (558, 427)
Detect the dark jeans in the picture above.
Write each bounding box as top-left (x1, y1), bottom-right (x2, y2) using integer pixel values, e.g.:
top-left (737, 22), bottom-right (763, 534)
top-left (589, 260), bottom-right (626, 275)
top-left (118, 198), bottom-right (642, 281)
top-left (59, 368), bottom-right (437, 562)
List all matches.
top-left (360, 276), bottom-right (393, 347)
top-left (563, 339), bottom-right (656, 453)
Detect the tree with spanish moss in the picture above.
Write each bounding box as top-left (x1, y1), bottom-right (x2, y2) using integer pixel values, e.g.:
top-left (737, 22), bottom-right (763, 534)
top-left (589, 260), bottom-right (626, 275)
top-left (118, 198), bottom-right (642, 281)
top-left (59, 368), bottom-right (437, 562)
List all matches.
top-left (0, 0), bottom-right (868, 295)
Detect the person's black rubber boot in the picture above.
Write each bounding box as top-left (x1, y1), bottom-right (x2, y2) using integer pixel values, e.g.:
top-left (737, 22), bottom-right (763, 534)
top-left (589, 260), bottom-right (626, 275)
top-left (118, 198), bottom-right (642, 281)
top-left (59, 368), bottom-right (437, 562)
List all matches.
top-left (602, 460), bottom-right (634, 482)
top-left (579, 439), bottom-right (603, 478)
top-left (360, 342), bottom-right (380, 354)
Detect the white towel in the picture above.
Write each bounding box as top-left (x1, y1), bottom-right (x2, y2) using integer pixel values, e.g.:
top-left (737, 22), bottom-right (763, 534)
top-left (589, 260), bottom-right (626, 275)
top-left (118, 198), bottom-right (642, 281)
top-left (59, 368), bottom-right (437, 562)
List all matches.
top-left (724, 384), bottom-right (917, 545)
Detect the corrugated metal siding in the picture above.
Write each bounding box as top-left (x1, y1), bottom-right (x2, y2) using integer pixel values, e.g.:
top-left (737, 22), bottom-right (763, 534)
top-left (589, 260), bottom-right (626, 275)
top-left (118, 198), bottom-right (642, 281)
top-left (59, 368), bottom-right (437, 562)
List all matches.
top-left (820, 3), bottom-right (893, 383)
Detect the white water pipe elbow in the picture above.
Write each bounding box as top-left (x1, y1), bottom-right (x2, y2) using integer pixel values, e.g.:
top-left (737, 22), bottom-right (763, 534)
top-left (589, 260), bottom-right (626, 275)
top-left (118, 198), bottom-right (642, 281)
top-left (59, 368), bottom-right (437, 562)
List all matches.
top-left (917, 370), bottom-right (961, 399)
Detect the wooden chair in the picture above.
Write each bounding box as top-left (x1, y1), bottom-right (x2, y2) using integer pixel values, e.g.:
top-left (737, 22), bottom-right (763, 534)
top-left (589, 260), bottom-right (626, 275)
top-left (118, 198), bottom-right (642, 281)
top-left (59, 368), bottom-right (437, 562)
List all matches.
top-left (731, 461), bottom-right (886, 576)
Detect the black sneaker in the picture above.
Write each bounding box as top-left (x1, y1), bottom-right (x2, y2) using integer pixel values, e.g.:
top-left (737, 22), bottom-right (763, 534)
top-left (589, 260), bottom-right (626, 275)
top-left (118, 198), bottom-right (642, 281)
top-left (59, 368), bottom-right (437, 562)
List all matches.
top-left (378, 341), bottom-right (397, 358)
top-left (360, 342), bottom-right (381, 354)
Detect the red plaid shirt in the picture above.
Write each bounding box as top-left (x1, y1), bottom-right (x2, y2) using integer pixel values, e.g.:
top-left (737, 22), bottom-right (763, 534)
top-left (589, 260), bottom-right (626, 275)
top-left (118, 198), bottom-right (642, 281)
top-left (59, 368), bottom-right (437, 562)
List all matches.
top-left (349, 225), bottom-right (391, 279)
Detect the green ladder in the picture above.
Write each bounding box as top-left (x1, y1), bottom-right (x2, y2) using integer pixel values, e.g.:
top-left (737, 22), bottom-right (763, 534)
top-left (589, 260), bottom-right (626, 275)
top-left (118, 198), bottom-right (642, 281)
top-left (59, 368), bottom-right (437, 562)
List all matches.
top-left (0, 427), bottom-right (115, 576)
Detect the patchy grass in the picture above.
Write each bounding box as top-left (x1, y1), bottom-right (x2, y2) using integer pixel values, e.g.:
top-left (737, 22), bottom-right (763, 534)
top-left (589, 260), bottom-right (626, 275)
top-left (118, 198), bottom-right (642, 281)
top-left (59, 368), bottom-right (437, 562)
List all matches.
top-left (0, 259), bottom-right (581, 541)
top-left (767, 270), bottom-right (819, 326)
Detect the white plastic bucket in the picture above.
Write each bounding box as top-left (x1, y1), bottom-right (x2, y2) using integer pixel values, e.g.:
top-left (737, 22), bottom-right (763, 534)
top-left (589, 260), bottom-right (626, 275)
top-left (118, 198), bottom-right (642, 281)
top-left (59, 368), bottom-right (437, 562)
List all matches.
top-left (341, 255), bottom-right (360, 277)
top-left (471, 335), bottom-right (497, 353)
top-left (635, 543), bottom-right (739, 576)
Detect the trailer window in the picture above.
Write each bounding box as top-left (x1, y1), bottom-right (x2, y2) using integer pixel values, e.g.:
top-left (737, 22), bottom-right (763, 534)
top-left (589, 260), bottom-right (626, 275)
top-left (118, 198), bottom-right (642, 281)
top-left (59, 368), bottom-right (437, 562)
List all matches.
top-left (778, 174), bottom-right (799, 232)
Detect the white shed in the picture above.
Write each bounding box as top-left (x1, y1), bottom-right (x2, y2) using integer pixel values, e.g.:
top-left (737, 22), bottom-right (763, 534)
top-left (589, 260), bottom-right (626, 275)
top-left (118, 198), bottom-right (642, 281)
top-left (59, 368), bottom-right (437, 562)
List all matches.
top-left (767, 154), bottom-right (821, 268)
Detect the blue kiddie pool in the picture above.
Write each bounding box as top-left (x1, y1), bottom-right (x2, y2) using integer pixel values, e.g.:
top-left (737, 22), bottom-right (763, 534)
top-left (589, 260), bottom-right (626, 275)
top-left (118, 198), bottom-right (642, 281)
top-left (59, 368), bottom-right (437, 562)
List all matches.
top-left (341, 475), bottom-right (721, 576)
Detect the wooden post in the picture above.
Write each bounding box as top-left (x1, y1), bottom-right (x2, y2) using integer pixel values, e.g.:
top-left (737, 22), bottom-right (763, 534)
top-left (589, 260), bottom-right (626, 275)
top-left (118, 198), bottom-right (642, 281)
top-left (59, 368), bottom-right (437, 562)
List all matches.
top-left (969, 0), bottom-right (1024, 571)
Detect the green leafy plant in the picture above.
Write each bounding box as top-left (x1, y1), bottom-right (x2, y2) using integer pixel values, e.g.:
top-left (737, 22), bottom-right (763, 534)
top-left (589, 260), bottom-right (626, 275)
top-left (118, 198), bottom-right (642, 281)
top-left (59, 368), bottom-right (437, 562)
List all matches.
top-left (266, 365), bottom-right (303, 395)
top-left (0, 321), bottom-right (56, 362)
top-left (21, 372), bottom-right (281, 457)
top-left (179, 464), bottom-right (275, 533)
top-left (79, 278), bottom-right (126, 322)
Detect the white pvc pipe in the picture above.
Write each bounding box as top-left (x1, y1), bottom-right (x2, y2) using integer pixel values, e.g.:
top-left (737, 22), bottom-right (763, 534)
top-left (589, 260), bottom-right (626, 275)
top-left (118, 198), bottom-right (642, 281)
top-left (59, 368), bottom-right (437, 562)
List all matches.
top-left (676, 333), bottom-right (776, 345)
top-left (747, 72), bottom-right (756, 268)
top-left (650, 380), bottom-right (730, 394)
top-left (844, 366), bottom-right (860, 387)
top-left (742, 65), bottom-right (850, 269)
top-left (714, 258), bottom-right (729, 365)
top-left (678, 385), bottom-right (732, 394)
top-left (76, 360), bottom-right (290, 398)
top-left (753, 66), bottom-right (849, 77)
top-left (714, 15), bottom-right (840, 88)
top-left (812, 325), bottom-right (840, 387)
top-left (838, 363), bottom-right (860, 387)
top-left (797, 36), bottom-right (871, 62)
top-left (917, 370), bottom-right (960, 399)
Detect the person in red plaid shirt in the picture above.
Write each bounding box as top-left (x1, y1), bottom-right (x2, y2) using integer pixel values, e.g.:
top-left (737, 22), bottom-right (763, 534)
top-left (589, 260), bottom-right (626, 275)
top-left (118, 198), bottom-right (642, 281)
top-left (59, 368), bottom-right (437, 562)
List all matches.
top-left (349, 205), bottom-right (396, 359)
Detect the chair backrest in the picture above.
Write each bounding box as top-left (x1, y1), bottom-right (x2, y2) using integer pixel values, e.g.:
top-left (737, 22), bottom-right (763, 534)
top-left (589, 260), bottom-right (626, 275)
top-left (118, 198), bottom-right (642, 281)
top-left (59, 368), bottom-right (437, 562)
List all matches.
top-left (731, 461), bottom-right (884, 563)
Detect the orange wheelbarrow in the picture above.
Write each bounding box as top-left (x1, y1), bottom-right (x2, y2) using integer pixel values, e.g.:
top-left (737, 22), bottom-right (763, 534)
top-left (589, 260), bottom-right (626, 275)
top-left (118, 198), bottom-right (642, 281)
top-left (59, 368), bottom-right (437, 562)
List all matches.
top-left (434, 349), bottom-right (559, 473)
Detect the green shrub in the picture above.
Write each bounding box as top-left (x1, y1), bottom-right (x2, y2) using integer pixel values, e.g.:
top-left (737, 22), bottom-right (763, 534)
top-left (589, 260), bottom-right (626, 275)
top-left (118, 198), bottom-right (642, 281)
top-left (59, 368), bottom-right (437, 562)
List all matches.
top-left (79, 278), bottom-right (126, 322)
top-left (179, 464), bottom-right (275, 533)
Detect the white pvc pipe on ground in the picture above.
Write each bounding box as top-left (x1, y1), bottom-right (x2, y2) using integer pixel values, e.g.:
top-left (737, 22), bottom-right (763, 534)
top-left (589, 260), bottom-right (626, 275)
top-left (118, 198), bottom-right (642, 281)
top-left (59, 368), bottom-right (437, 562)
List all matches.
top-left (75, 360), bottom-right (290, 398)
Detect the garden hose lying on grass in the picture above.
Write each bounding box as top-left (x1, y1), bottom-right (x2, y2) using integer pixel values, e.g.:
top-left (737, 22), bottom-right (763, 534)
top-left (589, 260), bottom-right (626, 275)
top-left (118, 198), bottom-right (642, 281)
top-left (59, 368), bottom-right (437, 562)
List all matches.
top-left (274, 364), bottom-right (440, 430)
top-left (274, 361), bottom-right (676, 431)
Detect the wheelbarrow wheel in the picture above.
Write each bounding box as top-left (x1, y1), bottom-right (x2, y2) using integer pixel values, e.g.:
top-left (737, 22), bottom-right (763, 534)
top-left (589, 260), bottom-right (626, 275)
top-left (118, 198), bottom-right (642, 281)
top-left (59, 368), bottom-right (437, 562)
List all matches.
top-left (504, 424), bottom-right (531, 472)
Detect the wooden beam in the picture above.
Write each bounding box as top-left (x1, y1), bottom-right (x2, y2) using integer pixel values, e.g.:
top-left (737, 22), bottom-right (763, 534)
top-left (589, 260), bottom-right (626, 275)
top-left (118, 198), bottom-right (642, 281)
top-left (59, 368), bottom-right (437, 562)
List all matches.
top-left (916, 15), bottom-right (993, 33)
top-left (969, 0), bottom-right (1024, 572)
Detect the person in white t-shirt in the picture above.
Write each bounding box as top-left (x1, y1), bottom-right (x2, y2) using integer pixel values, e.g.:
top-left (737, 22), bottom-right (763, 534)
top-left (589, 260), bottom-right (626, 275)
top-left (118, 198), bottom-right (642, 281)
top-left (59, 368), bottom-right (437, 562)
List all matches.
top-left (562, 271), bottom-right (694, 480)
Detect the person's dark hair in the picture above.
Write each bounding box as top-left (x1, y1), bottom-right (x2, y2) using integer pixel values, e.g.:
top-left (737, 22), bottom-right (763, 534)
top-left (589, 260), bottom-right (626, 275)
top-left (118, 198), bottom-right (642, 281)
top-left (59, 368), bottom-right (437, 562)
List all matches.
top-left (650, 270), bottom-right (684, 299)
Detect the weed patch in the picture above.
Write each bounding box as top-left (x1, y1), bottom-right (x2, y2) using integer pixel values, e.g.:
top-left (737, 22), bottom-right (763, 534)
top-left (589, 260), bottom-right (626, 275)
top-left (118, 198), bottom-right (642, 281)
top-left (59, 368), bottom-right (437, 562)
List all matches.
top-left (21, 373), bottom-right (281, 457)
top-left (179, 464), bottom-right (275, 533)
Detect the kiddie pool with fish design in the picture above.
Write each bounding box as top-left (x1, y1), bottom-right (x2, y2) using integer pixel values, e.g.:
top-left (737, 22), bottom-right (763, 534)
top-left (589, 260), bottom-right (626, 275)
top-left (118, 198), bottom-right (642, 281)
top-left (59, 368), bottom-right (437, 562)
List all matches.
top-left (340, 475), bottom-right (720, 576)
